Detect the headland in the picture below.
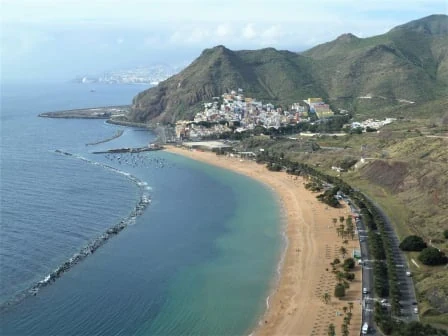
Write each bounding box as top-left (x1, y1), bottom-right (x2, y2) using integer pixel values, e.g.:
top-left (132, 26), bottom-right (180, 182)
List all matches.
top-left (165, 145), bottom-right (363, 336)
top-left (38, 105), bottom-right (131, 119)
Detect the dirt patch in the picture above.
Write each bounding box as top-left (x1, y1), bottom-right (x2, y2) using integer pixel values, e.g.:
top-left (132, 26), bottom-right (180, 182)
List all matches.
top-left (361, 160), bottom-right (408, 193)
top-left (427, 287), bottom-right (448, 314)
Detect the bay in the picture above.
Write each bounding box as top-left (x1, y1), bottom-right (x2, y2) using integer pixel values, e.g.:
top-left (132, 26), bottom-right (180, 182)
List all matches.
top-left (0, 81), bottom-right (282, 335)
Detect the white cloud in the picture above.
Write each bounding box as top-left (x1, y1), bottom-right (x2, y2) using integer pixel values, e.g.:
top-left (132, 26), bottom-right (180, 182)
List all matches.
top-left (167, 27), bottom-right (210, 45)
top-left (2, 0), bottom-right (446, 80)
top-left (242, 24), bottom-right (257, 39)
top-left (259, 25), bottom-right (283, 45)
top-left (186, 28), bottom-right (209, 43)
top-left (215, 24), bottom-right (232, 38)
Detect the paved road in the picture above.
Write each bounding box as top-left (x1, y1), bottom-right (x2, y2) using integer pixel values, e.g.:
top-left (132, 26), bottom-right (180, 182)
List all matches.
top-left (344, 194), bottom-right (419, 335)
top-left (369, 199), bottom-right (419, 322)
top-left (345, 200), bottom-right (377, 335)
top-left (363, 195), bottom-right (419, 323)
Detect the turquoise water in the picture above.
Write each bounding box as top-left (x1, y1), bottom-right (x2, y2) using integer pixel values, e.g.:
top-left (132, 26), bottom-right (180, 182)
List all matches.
top-left (0, 82), bottom-right (283, 335)
top-left (139, 154), bottom-right (283, 335)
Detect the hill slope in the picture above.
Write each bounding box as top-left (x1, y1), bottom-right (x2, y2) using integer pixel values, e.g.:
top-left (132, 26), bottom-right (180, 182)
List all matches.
top-left (302, 14), bottom-right (448, 116)
top-left (129, 46), bottom-right (324, 123)
top-left (128, 14), bottom-right (448, 124)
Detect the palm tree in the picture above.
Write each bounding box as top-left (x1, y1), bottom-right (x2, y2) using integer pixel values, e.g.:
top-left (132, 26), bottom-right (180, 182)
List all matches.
top-left (339, 224), bottom-right (345, 238)
top-left (327, 323), bottom-right (336, 336)
top-left (336, 227), bottom-right (341, 237)
top-left (322, 292), bottom-right (331, 304)
top-left (341, 322), bottom-right (349, 336)
top-left (348, 302), bottom-right (354, 312)
top-left (346, 216), bottom-right (353, 226)
top-left (332, 218), bottom-right (338, 226)
top-left (340, 246), bottom-right (347, 259)
top-left (347, 312), bottom-right (353, 323)
top-left (342, 306), bottom-right (348, 314)
top-left (346, 217), bottom-right (355, 240)
top-left (339, 216), bottom-right (345, 224)
top-left (336, 271), bottom-right (344, 283)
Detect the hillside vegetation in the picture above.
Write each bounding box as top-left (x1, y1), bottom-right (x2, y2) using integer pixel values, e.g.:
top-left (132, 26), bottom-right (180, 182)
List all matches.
top-left (127, 14), bottom-right (448, 124)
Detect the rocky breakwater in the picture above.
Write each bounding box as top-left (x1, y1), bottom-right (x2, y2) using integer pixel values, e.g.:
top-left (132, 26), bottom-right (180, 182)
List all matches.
top-left (0, 150), bottom-right (152, 311)
top-left (29, 194), bottom-right (150, 291)
top-left (86, 130), bottom-right (125, 146)
top-left (91, 144), bottom-right (164, 154)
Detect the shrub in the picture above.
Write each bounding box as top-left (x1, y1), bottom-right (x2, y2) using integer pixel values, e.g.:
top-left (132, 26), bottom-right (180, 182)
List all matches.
top-left (418, 247), bottom-right (448, 266)
top-left (334, 283), bottom-right (346, 298)
top-left (316, 192), bottom-right (340, 208)
top-left (343, 258), bottom-right (355, 270)
top-left (399, 235), bottom-right (427, 251)
top-left (266, 162), bottom-right (282, 171)
top-left (344, 272), bottom-right (355, 281)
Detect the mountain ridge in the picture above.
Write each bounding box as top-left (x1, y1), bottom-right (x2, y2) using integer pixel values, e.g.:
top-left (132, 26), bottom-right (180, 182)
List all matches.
top-left (128, 14), bottom-right (448, 124)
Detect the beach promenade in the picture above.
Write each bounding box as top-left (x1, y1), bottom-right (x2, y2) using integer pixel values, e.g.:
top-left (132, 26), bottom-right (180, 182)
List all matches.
top-left (165, 146), bottom-right (362, 336)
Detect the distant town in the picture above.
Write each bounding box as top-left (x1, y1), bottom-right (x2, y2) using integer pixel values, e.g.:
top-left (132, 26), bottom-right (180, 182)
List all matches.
top-left (74, 64), bottom-right (185, 85)
top-left (175, 89), bottom-right (395, 140)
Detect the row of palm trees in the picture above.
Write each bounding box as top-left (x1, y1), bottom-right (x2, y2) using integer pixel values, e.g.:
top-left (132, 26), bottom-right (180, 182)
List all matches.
top-left (325, 302), bottom-right (355, 336)
top-left (333, 216), bottom-right (356, 241)
top-left (323, 209), bottom-right (359, 335)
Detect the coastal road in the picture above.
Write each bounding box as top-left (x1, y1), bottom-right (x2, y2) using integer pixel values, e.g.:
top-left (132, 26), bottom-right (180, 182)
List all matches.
top-left (345, 194), bottom-right (419, 335)
top-left (345, 200), bottom-right (377, 335)
top-left (363, 196), bottom-right (419, 323)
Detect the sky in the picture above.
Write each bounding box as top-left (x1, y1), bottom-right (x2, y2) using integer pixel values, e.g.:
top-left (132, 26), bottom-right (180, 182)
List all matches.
top-left (1, 0), bottom-right (447, 81)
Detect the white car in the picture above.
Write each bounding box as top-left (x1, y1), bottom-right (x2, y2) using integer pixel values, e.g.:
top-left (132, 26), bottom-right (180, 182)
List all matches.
top-left (414, 307), bottom-right (419, 314)
top-left (380, 298), bottom-right (388, 305)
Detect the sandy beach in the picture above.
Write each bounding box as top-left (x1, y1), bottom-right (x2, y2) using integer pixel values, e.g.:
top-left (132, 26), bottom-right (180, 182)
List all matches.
top-left (165, 146), bottom-right (362, 336)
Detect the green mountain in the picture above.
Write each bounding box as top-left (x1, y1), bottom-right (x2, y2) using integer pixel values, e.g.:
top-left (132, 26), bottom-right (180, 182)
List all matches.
top-left (303, 14), bottom-right (448, 116)
top-left (128, 14), bottom-right (448, 124)
top-left (130, 46), bottom-right (324, 123)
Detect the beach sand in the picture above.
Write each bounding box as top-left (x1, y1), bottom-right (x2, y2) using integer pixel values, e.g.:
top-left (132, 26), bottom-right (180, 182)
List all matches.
top-left (165, 146), bottom-right (362, 336)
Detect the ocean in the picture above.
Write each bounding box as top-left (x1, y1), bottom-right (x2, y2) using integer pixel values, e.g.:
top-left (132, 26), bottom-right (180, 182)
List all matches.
top-left (0, 81), bottom-right (283, 335)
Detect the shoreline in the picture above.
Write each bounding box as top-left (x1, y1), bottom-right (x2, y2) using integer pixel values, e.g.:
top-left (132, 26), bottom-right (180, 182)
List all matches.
top-left (164, 145), bottom-right (362, 336)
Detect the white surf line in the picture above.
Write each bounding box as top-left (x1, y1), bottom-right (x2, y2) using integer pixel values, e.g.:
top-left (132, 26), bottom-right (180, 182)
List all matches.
top-left (411, 258), bottom-right (421, 268)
